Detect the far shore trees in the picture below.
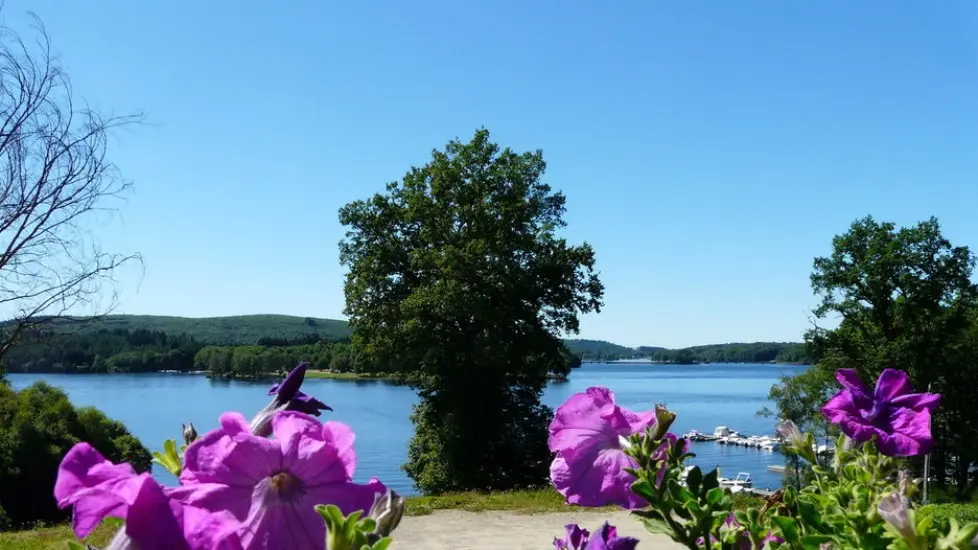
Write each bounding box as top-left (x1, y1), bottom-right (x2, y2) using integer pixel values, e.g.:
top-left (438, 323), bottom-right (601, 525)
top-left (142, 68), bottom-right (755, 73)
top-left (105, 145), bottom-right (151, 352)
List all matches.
top-left (0, 11), bottom-right (142, 375)
top-left (338, 129), bottom-right (604, 493)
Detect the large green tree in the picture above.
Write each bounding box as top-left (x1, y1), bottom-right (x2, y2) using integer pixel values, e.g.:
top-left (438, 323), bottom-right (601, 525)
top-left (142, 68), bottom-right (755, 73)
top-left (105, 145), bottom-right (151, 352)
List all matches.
top-left (338, 129), bottom-right (603, 493)
top-left (768, 216), bottom-right (978, 492)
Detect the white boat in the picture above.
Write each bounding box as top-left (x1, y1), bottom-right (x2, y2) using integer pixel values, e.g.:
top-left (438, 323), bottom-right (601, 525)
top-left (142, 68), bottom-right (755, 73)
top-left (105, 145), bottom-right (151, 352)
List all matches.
top-left (719, 472), bottom-right (753, 490)
top-left (713, 426), bottom-right (732, 438)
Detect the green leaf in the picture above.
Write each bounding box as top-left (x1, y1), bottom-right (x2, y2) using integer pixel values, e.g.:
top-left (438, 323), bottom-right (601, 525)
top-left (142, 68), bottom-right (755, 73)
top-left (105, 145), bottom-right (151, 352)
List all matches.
top-left (770, 516), bottom-right (802, 547)
top-left (639, 516), bottom-right (674, 535)
top-left (632, 508), bottom-right (667, 521)
top-left (357, 518), bottom-right (377, 534)
top-left (370, 538), bottom-right (394, 550)
top-left (701, 468), bottom-right (720, 492)
top-left (687, 466), bottom-right (703, 495)
top-left (705, 487), bottom-right (724, 506)
top-left (61, 542), bottom-right (87, 550)
top-left (630, 479), bottom-right (656, 502)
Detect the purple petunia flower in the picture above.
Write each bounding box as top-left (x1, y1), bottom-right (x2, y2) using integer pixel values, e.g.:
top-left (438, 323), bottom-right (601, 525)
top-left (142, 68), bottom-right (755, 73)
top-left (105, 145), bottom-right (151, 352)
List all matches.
top-left (820, 369), bottom-right (941, 457)
top-left (586, 522), bottom-right (639, 550)
top-left (554, 524), bottom-right (591, 550)
top-left (251, 362), bottom-right (332, 436)
top-left (172, 410), bottom-right (385, 550)
top-left (54, 443), bottom-right (242, 550)
top-left (554, 522), bottom-right (638, 550)
top-left (548, 387), bottom-right (656, 509)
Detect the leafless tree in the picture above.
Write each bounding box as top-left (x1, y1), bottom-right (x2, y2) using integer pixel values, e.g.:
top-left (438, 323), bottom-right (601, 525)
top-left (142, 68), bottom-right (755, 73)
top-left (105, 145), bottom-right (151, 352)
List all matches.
top-left (0, 13), bottom-right (142, 366)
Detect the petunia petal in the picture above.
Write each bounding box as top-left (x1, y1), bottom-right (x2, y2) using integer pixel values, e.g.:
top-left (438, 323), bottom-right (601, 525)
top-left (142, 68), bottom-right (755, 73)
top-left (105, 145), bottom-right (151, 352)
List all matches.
top-left (874, 369), bottom-right (913, 403)
top-left (180, 506), bottom-right (244, 550)
top-left (550, 449), bottom-right (644, 509)
top-left (549, 389), bottom-right (618, 446)
top-left (835, 369), bottom-right (871, 398)
top-left (548, 388), bottom-right (630, 467)
top-left (305, 479), bottom-right (386, 517)
top-left (167, 484), bottom-right (254, 524)
top-left (182, 418), bottom-right (282, 487)
top-left (620, 408), bottom-right (657, 435)
top-left (120, 477), bottom-right (188, 550)
top-left (54, 443), bottom-right (136, 508)
top-left (889, 392), bottom-right (941, 412)
top-left (323, 421), bottom-right (358, 479)
top-left (836, 416), bottom-right (880, 444)
top-left (272, 411), bottom-right (325, 451)
top-left (882, 408), bottom-right (935, 456)
top-left (820, 392), bottom-right (862, 425)
top-left (238, 486), bottom-right (325, 550)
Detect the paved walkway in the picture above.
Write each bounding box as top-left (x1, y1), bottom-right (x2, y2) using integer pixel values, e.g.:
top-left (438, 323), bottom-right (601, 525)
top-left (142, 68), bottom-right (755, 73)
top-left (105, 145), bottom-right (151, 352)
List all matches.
top-left (392, 510), bottom-right (683, 550)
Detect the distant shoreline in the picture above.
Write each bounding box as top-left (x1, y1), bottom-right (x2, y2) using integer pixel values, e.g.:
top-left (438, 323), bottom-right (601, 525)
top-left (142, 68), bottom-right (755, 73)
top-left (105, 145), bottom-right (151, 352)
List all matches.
top-left (580, 360), bottom-right (809, 366)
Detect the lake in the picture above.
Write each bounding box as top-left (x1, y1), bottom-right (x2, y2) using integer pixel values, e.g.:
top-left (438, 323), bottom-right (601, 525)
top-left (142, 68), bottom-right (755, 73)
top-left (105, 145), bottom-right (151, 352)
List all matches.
top-left (8, 362), bottom-right (805, 495)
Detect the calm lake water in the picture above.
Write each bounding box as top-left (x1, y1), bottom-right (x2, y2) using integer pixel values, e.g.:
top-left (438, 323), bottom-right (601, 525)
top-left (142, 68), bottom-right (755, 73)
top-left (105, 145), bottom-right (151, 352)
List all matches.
top-left (8, 362), bottom-right (805, 494)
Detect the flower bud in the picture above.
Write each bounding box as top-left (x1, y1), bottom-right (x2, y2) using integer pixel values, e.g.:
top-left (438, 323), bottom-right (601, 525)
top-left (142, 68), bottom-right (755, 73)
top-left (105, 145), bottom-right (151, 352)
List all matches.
top-left (776, 420), bottom-right (816, 463)
top-left (776, 420), bottom-right (803, 445)
top-left (878, 493), bottom-right (916, 541)
top-left (251, 362), bottom-right (332, 437)
top-left (650, 404), bottom-right (676, 440)
top-left (182, 423), bottom-right (198, 446)
top-left (365, 489), bottom-right (404, 543)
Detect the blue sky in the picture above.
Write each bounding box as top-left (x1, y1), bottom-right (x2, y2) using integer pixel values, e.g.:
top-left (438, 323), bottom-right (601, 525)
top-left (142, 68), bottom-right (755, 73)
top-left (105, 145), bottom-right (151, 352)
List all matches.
top-left (5, 1), bottom-right (977, 348)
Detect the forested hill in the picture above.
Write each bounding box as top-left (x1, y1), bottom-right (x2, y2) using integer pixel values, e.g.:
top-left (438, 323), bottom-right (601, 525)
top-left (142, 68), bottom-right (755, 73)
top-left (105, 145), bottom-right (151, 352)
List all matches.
top-left (561, 339), bottom-right (637, 359)
top-left (572, 340), bottom-right (809, 364)
top-left (0, 315), bottom-right (809, 372)
top-left (645, 342), bottom-right (810, 364)
top-left (25, 314), bottom-right (353, 345)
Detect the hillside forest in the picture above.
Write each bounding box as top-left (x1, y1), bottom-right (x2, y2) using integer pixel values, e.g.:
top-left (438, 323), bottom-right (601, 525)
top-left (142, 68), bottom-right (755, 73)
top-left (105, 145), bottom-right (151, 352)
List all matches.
top-left (0, 315), bottom-right (810, 379)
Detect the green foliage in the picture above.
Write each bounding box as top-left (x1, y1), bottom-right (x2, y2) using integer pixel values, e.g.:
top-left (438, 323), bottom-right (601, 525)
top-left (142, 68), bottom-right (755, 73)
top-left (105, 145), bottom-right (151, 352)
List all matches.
top-left (152, 439), bottom-right (183, 477)
top-left (932, 504), bottom-right (978, 532)
top-left (9, 314), bottom-right (351, 345)
top-left (339, 129), bottom-right (603, 494)
top-left (0, 382), bottom-right (150, 528)
top-left (4, 327), bottom-right (202, 373)
top-left (194, 341), bottom-right (355, 379)
top-left (768, 216), bottom-right (978, 493)
top-left (564, 339), bottom-right (637, 361)
top-left (649, 342), bottom-right (810, 364)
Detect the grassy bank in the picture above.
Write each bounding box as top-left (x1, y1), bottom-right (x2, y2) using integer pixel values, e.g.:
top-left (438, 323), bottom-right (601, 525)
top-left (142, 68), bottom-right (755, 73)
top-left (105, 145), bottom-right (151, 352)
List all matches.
top-left (303, 370), bottom-right (406, 382)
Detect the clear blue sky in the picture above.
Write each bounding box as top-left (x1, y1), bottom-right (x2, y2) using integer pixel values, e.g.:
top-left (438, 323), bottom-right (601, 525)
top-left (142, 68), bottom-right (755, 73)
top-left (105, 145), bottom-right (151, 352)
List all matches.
top-left (5, 1), bottom-right (977, 348)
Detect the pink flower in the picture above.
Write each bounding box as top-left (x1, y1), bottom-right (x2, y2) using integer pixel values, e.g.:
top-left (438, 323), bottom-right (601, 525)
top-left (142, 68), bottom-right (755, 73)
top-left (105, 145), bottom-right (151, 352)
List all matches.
top-left (548, 387), bottom-right (656, 509)
top-left (54, 443), bottom-right (242, 550)
top-left (820, 369), bottom-right (941, 457)
top-left (172, 411), bottom-right (386, 550)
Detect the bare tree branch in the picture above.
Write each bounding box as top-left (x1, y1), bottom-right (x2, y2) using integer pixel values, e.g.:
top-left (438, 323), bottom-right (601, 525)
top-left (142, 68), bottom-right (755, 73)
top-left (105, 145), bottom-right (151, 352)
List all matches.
top-left (0, 11), bottom-right (143, 369)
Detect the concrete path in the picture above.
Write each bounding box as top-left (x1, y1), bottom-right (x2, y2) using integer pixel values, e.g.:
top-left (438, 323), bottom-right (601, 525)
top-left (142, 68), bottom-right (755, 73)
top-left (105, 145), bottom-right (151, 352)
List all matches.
top-left (392, 510), bottom-right (683, 550)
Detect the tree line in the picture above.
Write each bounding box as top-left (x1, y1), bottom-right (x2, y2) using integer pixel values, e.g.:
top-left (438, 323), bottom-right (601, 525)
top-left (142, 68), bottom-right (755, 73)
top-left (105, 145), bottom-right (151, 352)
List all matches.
top-left (0, 327), bottom-right (350, 376)
top-left (645, 342), bottom-right (810, 364)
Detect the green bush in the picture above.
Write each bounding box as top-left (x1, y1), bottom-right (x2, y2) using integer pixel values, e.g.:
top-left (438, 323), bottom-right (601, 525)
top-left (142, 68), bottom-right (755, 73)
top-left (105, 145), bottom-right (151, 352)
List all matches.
top-left (0, 381), bottom-right (151, 529)
top-left (931, 503), bottom-right (978, 531)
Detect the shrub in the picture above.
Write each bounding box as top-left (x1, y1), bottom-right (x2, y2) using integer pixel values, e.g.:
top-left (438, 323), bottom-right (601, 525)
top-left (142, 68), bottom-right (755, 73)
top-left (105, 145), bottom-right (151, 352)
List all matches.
top-left (0, 381), bottom-right (150, 528)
